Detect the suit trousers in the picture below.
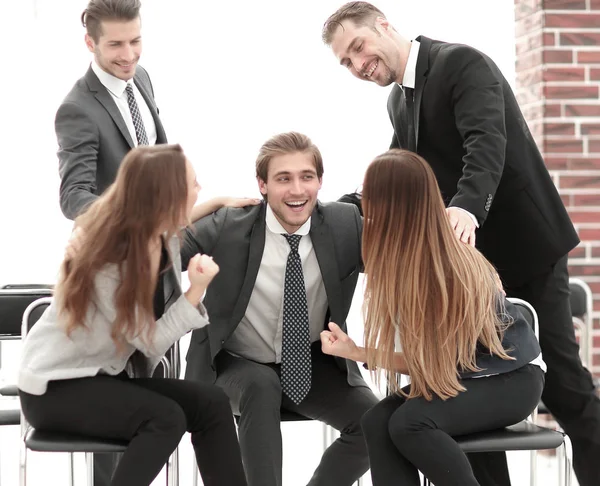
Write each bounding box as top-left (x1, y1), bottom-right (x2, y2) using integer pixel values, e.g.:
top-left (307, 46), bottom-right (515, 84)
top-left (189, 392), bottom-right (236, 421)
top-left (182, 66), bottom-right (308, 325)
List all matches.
top-left (362, 364), bottom-right (544, 486)
top-left (215, 342), bottom-right (379, 486)
top-left (19, 373), bottom-right (247, 486)
top-left (467, 255), bottom-right (600, 486)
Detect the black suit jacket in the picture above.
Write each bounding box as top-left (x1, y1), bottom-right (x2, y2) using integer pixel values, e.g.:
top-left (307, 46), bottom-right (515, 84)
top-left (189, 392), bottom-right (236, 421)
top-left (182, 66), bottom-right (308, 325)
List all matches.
top-left (181, 201), bottom-right (367, 388)
top-left (388, 36), bottom-right (579, 286)
top-left (56, 65), bottom-right (168, 220)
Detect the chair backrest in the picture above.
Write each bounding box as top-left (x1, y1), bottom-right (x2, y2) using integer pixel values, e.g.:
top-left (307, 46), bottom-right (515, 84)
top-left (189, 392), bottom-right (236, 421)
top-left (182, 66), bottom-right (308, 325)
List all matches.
top-left (21, 297), bottom-right (53, 339)
top-left (569, 277), bottom-right (593, 367)
top-left (0, 289), bottom-right (53, 339)
top-left (507, 297), bottom-right (539, 339)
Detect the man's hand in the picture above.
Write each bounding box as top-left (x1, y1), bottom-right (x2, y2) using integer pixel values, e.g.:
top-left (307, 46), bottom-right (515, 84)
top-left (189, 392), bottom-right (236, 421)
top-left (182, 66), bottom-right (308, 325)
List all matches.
top-left (320, 322), bottom-right (358, 360)
top-left (446, 207), bottom-right (476, 247)
top-left (65, 226), bottom-right (85, 261)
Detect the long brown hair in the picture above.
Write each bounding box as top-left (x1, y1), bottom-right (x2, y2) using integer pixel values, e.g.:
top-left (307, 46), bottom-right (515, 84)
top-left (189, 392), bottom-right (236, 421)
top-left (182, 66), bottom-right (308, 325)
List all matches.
top-left (55, 144), bottom-right (188, 350)
top-left (361, 149), bottom-right (512, 400)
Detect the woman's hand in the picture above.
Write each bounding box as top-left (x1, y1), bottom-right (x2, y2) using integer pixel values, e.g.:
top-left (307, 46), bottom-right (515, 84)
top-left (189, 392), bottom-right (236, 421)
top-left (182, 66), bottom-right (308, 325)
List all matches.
top-left (219, 196), bottom-right (261, 208)
top-left (320, 322), bottom-right (359, 361)
top-left (185, 254), bottom-right (219, 306)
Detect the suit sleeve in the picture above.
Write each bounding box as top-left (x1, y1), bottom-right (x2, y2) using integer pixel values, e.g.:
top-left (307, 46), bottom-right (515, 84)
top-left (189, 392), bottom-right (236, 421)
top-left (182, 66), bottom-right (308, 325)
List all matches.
top-left (446, 47), bottom-right (507, 225)
top-left (180, 207), bottom-right (229, 269)
top-left (56, 101), bottom-right (101, 220)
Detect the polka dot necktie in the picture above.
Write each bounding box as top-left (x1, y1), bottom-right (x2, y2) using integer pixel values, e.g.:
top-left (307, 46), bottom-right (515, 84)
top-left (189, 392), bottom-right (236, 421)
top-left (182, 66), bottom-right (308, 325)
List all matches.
top-left (125, 84), bottom-right (149, 146)
top-left (281, 234), bottom-right (311, 405)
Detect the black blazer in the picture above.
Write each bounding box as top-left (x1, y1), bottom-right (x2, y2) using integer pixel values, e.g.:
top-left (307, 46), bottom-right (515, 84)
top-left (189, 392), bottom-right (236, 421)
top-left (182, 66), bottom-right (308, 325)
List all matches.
top-left (388, 36), bottom-right (579, 286)
top-left (180, 201), bottom-right (367, 388)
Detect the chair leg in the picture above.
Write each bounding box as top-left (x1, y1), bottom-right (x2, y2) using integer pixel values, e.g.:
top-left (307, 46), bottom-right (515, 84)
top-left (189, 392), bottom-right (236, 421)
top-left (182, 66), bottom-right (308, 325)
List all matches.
top-left (563, 435), bottom-right (573, 486)
top-left (18, 442), bottom-right (26, 486)
top-left (69, 453), bottom-right (75, 486)
top-left (529, 449), bottom-right (537, 486)
top-left (166, 446), bottom-right (179, 486)
top-left (86, 452), bottom-right (94, 486)
top-left (192, 457), bottom-right (199, 486)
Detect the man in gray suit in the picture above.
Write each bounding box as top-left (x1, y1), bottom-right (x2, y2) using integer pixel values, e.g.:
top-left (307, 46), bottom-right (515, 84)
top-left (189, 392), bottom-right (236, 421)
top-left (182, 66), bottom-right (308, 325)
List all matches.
top-left (182, 132), bottom-right (379, 486)
top-left (56, 1), bottom-right (166, 483)
top-left (57, 0), bottom-right (167, 220)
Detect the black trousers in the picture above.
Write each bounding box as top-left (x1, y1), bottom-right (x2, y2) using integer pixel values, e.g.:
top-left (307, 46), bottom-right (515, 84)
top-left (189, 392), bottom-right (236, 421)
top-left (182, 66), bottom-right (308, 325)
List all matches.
top-left (468, 255), bottom-right (600, 486)
top-left (362, 364), bottom-right (544, 486)
top-left (19, 374), bottom-right (247, 486)
top-left (214, 343), bottom-right (379, 486)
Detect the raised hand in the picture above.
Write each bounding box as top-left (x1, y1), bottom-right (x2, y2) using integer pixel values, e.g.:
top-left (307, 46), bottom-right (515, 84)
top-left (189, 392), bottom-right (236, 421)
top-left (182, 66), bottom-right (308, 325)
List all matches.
top-left (320, 322), bottom-right (358, 360)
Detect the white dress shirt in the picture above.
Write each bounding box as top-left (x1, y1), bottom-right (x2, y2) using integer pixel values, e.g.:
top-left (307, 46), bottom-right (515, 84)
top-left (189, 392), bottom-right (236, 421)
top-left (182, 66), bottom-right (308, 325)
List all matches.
top-left (91, 60), bottom-right (157, 146)
top-left (224, 205), bottom-right (328, 364)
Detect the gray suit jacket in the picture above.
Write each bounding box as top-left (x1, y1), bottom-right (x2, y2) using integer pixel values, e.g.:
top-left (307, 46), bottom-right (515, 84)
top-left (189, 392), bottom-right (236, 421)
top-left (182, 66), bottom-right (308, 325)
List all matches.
top-left (56, 65), bottom-right (168, 220)
top-left (181, 201), bottom-right (368, 388)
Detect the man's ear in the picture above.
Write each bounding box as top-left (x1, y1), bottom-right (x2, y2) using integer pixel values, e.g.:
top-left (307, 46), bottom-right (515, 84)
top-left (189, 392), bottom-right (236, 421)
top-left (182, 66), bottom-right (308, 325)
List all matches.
top-left (257, 177), bottom-right (267, 197)
top-left (375, 17), bottom-right (392, 34)
top-left (84, 33), bottom-right (95, 53)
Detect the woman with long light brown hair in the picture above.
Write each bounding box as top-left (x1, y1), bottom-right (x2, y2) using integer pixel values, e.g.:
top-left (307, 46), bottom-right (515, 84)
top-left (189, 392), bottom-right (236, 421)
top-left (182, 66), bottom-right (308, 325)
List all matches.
top-left (18, 144), bottom-right (248, 486)
top-left (321, 149), bottom-right (545, 485)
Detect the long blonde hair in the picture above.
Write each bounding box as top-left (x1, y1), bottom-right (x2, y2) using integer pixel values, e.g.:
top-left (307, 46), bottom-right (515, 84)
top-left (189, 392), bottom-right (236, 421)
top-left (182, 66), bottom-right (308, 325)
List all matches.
top-left (361, 149), bottom-right (512, 400)
top-left (55, 144), bottom-right (188, 350)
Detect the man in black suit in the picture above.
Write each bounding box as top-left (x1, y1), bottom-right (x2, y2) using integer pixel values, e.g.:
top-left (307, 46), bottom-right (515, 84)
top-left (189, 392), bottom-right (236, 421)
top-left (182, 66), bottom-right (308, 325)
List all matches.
top-left (323, 3), bottom-right (600, 485)
top-left (182, 132), bottom-right (379, 486)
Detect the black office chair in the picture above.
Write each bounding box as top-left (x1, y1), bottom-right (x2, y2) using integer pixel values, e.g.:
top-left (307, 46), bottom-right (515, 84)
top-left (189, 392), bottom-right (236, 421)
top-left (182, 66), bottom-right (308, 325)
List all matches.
top-left (18, 297), bottom-right (177, 486)
top-left (418, 298), bottom-right (573, 486)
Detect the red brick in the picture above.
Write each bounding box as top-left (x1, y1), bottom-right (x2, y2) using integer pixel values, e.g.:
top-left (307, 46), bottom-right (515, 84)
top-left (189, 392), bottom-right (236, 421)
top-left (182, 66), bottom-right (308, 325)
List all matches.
top-left (545, 104), bottom-right (563, 117)
top-left (517, 69), bottom-right (543, 86)
top-left (544, 32), bottom-right (556, 46)
top-left (544, 85), bottom-right (599, 99)
top-left (582, 124), bottom-right (600, 136)
top-left (591, 140), bottom-right (600, 153)
top-left (565, 104), bottom-right (600, 117)
top-left (514, 0), bottom-right (543, 21)
top-left (569, 245), bottom-right (587, 258)
top-left (594, 336), bottom-right (600, 348)
top-left (545, 157), bottom-right (569, 170)
top-left (568, 210), bottom-right (600, 223)
top-left (559, 175), bottom-right (600, 189)
top-left (569, 158), bottom-right (600, 170)
top-left (544, 122), bottom-right (576, 136)
top-left (560, 32), bottom-right (600, 46)
top-left (587, 282), bottom-right (600, 295)
top-left (543, 67), bottom-right (586, 82)
top-left (562, 194), bottom-right (572, 206)
top-left (593, 354), bottom-right (600, 367)
top-left (591, 69), bottom-right (600, 81)
top-left (592, 0), bottom-right (600, 9)
top-left (545, 0), bottom-right (586, 7)
top-left (517, 50), bottom-right (543, 71)
top-left (515, 12), bottom-right (544, 37)
top-left (543, 50), bottom-right (574, 63)
top-left (578, 51), bottom-right (600, 64)
top-left (572, 261), bottom-right (600, 273)
top-left (573, 193), bottom-right (600, 205)
top-left (546, 14), bottom-right (600, 28)
top-left (591, 247), bottom-right (600, 258)
top-left (544, 139), bottom-right (584, 153)
top-left (516, 34), bottom-right (544, 55)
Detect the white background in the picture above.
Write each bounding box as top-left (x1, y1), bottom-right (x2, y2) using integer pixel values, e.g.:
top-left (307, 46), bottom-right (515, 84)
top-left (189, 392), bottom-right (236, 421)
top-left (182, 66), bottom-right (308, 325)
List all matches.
top-left (0, 1), bottom-right (569, 485)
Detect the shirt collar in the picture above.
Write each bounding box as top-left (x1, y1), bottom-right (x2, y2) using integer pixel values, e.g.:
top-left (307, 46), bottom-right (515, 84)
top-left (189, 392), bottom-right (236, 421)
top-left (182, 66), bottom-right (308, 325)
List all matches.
top-left (91, 59), bottom-right (133, 98)
top-left (399, 39), bottom-right (421, 89)
top-left (265, 204), bottom-right (311, 236)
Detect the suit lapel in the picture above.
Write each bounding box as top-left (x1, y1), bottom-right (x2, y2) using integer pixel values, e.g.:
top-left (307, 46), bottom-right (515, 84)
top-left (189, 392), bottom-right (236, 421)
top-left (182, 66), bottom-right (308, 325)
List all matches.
top-left (230, 205), bottom-right (267, 325)
top-left (134, 75), bottom-right (168, 144)
top-left (414, 36), bottom-right (432, 151)
top-left (310, 204), bottom-right (344, 323)
top-left (84, 66), bottom-right (135, 149)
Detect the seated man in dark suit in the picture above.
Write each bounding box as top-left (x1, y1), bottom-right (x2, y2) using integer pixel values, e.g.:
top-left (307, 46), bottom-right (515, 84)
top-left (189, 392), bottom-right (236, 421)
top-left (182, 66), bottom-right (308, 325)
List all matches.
top-left (182, 132), bottom-right (379, 486)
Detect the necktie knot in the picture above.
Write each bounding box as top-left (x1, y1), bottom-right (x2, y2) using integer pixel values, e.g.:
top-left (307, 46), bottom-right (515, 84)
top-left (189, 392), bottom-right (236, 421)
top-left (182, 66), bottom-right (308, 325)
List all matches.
top-left (284, 234), bottom-right (302, 253)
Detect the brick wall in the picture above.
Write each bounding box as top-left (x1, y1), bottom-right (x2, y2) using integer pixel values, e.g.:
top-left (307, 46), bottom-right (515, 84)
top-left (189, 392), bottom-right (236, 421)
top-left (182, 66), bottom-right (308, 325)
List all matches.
top-left (514, 0), bottom-right (600, 376)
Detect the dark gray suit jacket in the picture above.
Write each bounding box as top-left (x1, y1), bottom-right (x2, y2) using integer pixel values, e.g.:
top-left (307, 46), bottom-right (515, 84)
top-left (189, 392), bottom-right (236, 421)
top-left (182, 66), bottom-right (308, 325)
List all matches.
top-left (56, 64), bottom-right (168, 220)
top-left (181, 201), bottom-right (368, 388)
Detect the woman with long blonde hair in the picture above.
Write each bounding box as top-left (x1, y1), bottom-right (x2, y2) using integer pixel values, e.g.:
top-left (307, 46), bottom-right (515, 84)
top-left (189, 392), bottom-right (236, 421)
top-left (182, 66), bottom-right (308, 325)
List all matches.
top-left (322, 149), bottom-right (545, 485)
top-left (18, 144), bottom-right (248, 486)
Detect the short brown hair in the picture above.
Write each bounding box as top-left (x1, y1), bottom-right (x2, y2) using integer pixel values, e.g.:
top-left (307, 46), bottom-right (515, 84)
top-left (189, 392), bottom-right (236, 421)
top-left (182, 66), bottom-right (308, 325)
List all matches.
top-left (322, 1), bottom-right (385, 45)
top-left (255, 132), bottom-right (324, 183)
top-left (81, 0), bottom-right (141, 42)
